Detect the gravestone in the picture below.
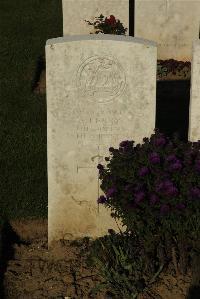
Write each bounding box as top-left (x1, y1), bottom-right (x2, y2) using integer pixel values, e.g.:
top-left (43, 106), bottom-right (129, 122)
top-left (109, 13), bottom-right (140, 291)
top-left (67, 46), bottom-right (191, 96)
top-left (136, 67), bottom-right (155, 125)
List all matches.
top-left (135, 0), bottom-right (200, 61)
top-left (62, 0), bottom-right (129, 35)
top-left (188, 40), bottom-right (200, 142)
top-left (46, 34), bottom-right (157, 247)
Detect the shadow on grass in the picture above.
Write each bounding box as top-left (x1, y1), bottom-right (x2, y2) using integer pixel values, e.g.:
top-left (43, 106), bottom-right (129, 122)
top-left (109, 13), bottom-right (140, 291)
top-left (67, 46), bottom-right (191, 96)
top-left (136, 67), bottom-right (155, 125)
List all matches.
top-left (31, 54), bottom-right (46, 93)
top-left (0, 218), bottom-right (30, 299)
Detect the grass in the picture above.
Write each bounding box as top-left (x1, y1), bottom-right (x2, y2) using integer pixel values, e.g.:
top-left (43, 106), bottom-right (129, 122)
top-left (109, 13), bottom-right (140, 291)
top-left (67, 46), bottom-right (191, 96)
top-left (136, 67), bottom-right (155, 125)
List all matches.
top-left (0, 0), bottom-right (63, 221)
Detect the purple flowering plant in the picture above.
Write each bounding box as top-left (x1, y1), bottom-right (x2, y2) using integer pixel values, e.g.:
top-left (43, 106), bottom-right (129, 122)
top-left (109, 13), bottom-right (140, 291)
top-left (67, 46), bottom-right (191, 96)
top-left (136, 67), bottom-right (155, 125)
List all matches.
top-left (97, 128), bottom-right (200, 273)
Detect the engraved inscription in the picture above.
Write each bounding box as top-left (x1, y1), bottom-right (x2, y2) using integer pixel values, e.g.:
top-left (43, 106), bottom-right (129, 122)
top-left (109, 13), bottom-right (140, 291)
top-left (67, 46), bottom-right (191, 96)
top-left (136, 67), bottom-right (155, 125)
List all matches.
top-left (76, 133), bottom-right (134, 173)
top-left (77, 134), bottom-right (104, 173)
top-left (76, 56), bottom-right (126, 103)
top-left (75, 107), bottom-right (124, 134)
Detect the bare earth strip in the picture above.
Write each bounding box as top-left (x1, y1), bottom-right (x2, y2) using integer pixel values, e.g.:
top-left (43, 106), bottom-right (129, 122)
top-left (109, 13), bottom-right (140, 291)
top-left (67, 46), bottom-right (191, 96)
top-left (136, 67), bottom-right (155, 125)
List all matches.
top-left (2, 219), bottom-right (193, 299)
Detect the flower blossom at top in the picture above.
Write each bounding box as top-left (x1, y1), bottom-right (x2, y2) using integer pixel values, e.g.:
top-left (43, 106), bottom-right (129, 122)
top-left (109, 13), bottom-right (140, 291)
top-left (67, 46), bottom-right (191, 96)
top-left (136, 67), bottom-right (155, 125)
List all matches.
top-left (97, 195), bottom-right (107, 204)
top-left (149, 152), bottom-right (160, 164)
top-left (105, 15), bottom-right (117, 26)
top-left (138, 166), bottom-right (149, 177)
top-left (105, 186), bottom-right (117, 198)
top-left (153, 136), bottom-right (166, 147)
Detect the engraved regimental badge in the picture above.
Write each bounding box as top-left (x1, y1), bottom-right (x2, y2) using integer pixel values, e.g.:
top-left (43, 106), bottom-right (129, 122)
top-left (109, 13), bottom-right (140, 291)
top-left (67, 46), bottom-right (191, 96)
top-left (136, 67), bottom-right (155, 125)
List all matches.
top-left (76, 55), bottom-right (126, 103)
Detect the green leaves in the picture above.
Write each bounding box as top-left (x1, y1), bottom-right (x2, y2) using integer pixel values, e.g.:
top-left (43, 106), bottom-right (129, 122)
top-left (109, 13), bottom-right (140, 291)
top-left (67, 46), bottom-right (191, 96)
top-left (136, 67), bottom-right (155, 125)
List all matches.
top-left (87, 233), bottom-right (153, 298)
top-left (96, 128), bottom-right (200, 281)
top-left (157, 63), bottom-right (168, 77)
top-left (84, 14), bottom-right (127, 35)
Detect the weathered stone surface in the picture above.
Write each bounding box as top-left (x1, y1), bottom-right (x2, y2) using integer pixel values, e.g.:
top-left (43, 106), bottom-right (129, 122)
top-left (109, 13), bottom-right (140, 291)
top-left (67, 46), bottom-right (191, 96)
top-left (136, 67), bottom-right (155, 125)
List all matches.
top-left (135, 0), bottom-right (200, 61)
top-left (188, 40), bottom-right (200, 142)
top-left (46, 34), bottom-right (157, 247)
top-left (62, 0), bottom-right (129, 35)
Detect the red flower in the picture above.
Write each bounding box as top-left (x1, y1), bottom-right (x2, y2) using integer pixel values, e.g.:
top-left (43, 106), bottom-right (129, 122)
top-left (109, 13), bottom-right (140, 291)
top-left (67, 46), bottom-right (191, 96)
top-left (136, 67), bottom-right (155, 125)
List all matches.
top-left (105, 15), bottom-right (116, 26)
top-left (109, 15), bottom-right (116, 24)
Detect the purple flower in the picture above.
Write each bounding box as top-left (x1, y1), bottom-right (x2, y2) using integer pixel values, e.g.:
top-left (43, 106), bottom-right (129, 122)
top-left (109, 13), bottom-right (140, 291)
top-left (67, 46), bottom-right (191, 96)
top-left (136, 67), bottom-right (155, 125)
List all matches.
top-left (175, 203), bottom-right (186, 210)
top-left (165, 154), bottom-right (177, 162)
top-left (155, 180), bottom-right (178, 197)
top-left (160, 204), bottom-right (170, 215)
top-left (189, 187), bottom-right (200, 200)
top-left (149, 193), bottom-right (160, 205)
top-left (105, 186), bottom-right (117, 197)
top-left (163, 180), bottom-right (174, 188)
top-left (134, 183), bottom-right (145, 192)
top-left (163, 180), bottom-right (178, 197)
top-left (134, 191), bottom-right (145, 204)
top-left (155, 179), bottom-right (173, 193)
top-left (119, 140), bottom-right (134, 154)
top-left (153, 136), bottom-right (166, 147)
top-left (155, 181), bottom-right (164, 193)
top-left (149, 152), bottom-right (160, 164)
top-left (121, 146), bottom-right (130, 153)
top-left (124, 184), bottom-right (134, 192)
top-left (164, 186), bottom-right (179, 197)
top-left (194, 160), bottom-right (200, 172)
top-left (120, 140), bottom-right (129, 147)
top-left (168, 160), bottom-right (182, 172)
top-left (97, 195), bottom-right (107, 204)
top-left (138, 166), bottom-right (149, 177)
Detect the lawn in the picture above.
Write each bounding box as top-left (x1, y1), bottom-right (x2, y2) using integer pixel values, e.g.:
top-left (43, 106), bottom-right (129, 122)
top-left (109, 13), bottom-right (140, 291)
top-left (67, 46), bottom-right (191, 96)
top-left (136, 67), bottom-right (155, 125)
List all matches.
top-left (0, 0), bottom-right (63, 222)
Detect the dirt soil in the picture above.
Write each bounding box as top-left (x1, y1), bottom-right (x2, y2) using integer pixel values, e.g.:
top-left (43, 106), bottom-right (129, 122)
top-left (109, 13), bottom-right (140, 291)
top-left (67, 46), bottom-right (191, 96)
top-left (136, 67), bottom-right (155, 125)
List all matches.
top-left (2, 219), bottom-right (196, 299)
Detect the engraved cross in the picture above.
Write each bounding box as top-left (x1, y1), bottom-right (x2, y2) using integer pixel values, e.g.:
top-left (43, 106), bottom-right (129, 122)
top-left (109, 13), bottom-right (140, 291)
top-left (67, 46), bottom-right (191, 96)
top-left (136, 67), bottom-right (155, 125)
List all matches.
top-left (76, 133), bottom-right (105, 212)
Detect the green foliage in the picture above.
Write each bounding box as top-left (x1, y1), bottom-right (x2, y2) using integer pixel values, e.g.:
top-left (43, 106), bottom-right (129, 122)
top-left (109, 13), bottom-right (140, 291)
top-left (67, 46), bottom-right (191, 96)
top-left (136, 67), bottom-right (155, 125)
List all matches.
top-left (0, 0), bottom-right (63, 219)
top-left (98, 130), bottom-right (200, 233)
top-left (96, 128), bottom-right (200, 278)
top-left (157, 63), bottom-right (168, 77)
top-left (85, 14), bottom-right (127, 35)
top-left (86, 231), bottom-right (165, 298)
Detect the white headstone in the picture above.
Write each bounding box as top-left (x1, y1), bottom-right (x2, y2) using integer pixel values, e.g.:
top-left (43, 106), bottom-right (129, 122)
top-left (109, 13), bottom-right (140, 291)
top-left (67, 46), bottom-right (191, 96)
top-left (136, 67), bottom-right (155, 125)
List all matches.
top-left (188, 40), bottom-right (200, 142)
top-left (135, 0), bottom-right (200, 61)
top-left (46, 34), bottom-right (157, 247)
top-left (62, 0), bottom-right (129, 35)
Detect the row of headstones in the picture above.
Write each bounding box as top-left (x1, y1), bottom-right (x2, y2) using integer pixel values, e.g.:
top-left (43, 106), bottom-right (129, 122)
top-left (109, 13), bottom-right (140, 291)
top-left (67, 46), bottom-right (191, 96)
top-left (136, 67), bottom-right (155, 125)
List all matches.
top-left (62, 0), bottom-right (200, 61)
top-left (46, 0), bottom-right (200, 248)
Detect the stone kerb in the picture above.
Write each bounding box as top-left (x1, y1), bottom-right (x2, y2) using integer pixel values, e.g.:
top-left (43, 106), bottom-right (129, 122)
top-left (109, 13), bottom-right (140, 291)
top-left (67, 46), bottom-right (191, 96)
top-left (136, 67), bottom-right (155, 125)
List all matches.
top-left (46, 34), bottom-right (157, 248)
top-left (188, 40), bottom-right (200, 142)
top-left (62, 0), bottom-right (129, 36)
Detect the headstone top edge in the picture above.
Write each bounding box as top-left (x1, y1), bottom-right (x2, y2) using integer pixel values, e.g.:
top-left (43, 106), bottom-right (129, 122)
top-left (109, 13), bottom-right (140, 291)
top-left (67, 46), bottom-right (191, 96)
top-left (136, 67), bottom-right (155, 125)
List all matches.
top-left (46, 35), bottom-right (157, 47)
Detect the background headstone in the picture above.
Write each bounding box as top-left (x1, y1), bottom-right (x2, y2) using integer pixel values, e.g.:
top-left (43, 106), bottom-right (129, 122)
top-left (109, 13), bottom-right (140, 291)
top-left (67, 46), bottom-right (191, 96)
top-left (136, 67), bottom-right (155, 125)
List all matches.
top-left (46, 34), bottom-right (157, 247)
top-left (188, 40), bottom-right (200, 142)
top-left (62, 0), bottom-right (129, 35)
top-left (135, 0), bottom-right (200, 61)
